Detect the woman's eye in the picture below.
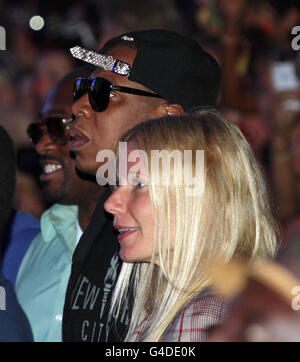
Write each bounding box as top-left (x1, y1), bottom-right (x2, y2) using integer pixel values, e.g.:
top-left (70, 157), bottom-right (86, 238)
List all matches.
top-left (129, 177), bottom-right (146, 189)
top-left (135, 181), bottom-right (145, 189)
top-left (127, 173), bottom-right (147, 190)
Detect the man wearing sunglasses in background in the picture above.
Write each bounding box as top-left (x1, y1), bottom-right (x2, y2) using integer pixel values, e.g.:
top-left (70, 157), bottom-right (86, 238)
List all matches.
top-left (15, 66), bottom-right (103, 342)
top-left (63, 30), bottom-right (221, 342)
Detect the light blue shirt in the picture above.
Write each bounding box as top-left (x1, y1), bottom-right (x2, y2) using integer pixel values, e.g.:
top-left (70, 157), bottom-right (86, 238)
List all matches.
top-left (15, 204), bottom-right (81, 342)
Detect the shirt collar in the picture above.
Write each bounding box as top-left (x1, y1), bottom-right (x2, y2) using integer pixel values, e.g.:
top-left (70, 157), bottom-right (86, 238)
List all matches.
top-left (41, 204), bottom-right (78, 247)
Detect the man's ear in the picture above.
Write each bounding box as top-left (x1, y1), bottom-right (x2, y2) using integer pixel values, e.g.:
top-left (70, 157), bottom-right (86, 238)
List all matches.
top-left (150, 102), bottom-right (185, 118)
top-left (164, 103), bottom-right (185, 116)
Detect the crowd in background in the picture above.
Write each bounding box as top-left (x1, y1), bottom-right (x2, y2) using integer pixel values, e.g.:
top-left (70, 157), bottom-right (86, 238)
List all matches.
top-left (0, 0), bottom-right (299, 250)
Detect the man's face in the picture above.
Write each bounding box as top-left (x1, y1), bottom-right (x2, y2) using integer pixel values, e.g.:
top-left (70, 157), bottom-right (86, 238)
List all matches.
top-left (36, 78), bottom-right (91, 204)
top-left (70, 45), bottom-right (163, 175)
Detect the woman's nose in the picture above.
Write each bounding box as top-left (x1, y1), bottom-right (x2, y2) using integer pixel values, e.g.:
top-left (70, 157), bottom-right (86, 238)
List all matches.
top-left (104, 187), bottom-right (127, 216)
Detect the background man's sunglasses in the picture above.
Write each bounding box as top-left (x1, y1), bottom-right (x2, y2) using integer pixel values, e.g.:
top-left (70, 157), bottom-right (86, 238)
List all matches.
top-left (74, 77), bottom-right (162, 112)
top-left (27, 117), bottom-right (73, 145)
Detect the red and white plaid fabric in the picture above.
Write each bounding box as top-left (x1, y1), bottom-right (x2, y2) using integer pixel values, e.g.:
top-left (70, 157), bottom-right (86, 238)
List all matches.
top-left (131, 289), bottom-right (230, 342)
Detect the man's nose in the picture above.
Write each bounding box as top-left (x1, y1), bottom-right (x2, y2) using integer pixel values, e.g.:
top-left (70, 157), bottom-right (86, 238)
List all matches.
top-left (35, 132), bottom-right (56, 155)
top-left (71, 93), bottom-right (93, 126)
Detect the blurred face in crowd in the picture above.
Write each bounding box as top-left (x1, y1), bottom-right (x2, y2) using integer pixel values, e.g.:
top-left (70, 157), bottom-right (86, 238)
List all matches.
top-left (70, 45), bottom-right (165, 175)
top-left (290, 122), bottom-right (300, 178)
top-left (36, 73), bottom-right (96, 204)
top-left (34, 51), bottom-right (74, 102)
top-left (104, 142), bottom-right (155, 263)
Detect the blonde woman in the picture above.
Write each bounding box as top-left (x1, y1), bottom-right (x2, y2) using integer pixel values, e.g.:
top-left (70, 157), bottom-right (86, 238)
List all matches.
top-left (104, 110), bottom-right (278, 342)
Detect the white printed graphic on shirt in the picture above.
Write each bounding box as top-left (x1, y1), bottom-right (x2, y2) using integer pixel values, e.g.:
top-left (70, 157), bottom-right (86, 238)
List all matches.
top-left (70, 252), bottom-right (122, 341)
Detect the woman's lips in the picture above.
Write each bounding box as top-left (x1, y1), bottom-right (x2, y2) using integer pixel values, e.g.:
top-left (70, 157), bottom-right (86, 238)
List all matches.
top-left (69, 128), bottom-right (90, 150)
top-left (114, 225), bottom-right (140, 242)
top-left (118, 229), bottom-right (139, 242)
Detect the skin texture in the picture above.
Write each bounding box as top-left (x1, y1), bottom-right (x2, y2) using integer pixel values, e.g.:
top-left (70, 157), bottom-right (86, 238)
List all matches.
top-left (104, 143), bottom-right (155, 263)
top-left (70, 45), bottom-right (182, 175)
top-left (36, 72), bottom-right (103, 230)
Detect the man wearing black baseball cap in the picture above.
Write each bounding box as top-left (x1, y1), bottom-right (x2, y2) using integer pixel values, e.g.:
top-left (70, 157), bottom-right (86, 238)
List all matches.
top-left (63, 29), bottom-right (221, 342)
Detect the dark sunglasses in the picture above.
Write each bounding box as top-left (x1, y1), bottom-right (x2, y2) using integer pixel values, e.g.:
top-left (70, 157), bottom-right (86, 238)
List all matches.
top-left (27, 117), bottom-right (73, 145)
top-left (74, 77), bottom-right (163, 112)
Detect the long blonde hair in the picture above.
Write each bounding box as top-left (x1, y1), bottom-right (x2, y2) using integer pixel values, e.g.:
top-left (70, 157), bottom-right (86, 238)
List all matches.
top-left (110, 110), bottom-right (278, 341)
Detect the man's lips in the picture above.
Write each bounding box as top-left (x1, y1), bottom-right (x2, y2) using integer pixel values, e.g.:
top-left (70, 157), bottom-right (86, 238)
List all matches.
top-left (69, 127), bottom-right (90, 151)
top-left (39, 160), bottom-right (64, 181)
top-left (114, 224), bottom-right (140, 242)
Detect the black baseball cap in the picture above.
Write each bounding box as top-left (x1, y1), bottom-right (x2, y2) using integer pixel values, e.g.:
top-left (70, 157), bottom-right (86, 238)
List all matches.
top-left (101, 29), bottom-right (221, 111)
top-left (70, 29), bottom-right (221, 112)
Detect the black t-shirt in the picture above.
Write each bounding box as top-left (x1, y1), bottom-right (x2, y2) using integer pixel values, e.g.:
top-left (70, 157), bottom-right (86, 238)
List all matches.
top-left (62, 188), bottom-right (130, 341)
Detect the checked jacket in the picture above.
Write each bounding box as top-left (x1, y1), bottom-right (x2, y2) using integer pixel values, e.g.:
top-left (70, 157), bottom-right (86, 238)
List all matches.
top-left (131, 289), bottom-right (230, 342)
